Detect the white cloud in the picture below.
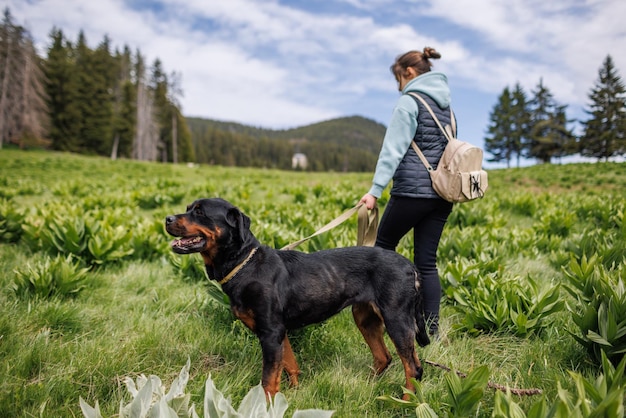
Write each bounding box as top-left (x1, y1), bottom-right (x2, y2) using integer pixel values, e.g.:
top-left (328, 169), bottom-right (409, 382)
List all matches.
top-left (6, 0), bottom-right (626, 132)
top-left (420, 0), bottom-right (626, 106)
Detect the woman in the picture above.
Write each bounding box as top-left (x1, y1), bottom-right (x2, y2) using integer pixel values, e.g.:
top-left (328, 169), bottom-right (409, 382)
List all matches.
top-left (360, 47), bottom-right (454, 337)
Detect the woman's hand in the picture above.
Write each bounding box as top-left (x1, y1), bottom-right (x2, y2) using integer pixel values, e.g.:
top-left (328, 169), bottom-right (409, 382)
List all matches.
top-left (359, 193), bottom-right (378, 210)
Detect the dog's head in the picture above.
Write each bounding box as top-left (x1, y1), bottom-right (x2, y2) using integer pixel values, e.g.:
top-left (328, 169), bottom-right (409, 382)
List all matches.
top-left (165, 198), bottom-right (252, 256)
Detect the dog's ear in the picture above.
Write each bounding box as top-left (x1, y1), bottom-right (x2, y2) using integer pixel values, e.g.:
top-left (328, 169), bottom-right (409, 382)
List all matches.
top-left (226, 207), bottom-right (251, 243)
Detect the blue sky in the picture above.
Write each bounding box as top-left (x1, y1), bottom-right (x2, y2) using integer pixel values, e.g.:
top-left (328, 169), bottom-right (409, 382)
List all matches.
top-left (8, 0), bottom-right (626, 162)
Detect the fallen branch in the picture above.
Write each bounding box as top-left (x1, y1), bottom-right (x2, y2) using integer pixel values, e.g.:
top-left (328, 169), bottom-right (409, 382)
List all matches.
top-left (424, 360), bottom-right (543, 396)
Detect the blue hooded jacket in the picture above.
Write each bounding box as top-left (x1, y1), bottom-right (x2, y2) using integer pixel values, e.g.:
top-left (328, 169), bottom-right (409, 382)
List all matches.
top-left (368, 71), bottom-right (452, 199)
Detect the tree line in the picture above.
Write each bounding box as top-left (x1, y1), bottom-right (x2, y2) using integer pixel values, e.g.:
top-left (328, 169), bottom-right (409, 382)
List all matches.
top-left (1, 8), bottom-right (380, 171)
top-left (485, 55), bottom-right (626, 166)
top-left (0, 8), bottom-right (193, 162)
top-left (187, 116), bottom-right (382, 171)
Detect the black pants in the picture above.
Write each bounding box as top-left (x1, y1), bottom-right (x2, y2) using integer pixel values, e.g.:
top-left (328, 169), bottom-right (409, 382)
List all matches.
top-left (375, 195), bottom-right (453, 322)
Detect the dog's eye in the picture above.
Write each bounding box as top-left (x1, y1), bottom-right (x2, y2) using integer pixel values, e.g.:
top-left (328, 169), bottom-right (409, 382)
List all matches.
top-left (194, 206), bottom-right (204, 216)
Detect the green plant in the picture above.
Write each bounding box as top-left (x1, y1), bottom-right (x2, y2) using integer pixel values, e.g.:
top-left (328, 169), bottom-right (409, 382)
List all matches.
top-left (379, 354), bottom-right (625, 417)
top-left (22, 205), bottom-right (135, 266)
top-left (438, 227), bottom-right (491, 260)
top-left (378, 366), bottom-right (490, 417)
top-left (534, 208), bottom-right (577, 237)
top-left (39, 208), bottom-right (89, 257)
top-left (446, 202), bottom-right (505, 230)
top-left (554, 351), bottom-right (625, 417)
top-left (492, 389), bottom-right (531, 418)
top-left (131, 218), bottom-right (171, 260)
top-left (0, 199), bottom-right (23, 243)
top-left (563, 254), bottom-right (626, 364)
top-left (377, 378), bottom-right (438, 417)
top-left (11, 254), bottom-right (90, 299)
top-left (167, 250), bottom-right (232, 310)
top-left (444, 365), bottom-right (490, 417)
top-left (204, 279), bottom-right (231, 309)
top-left (493, 351), bottom-right (626, 418)
top-left (563, 227), bottom-right (626, 271)
top-left (168, 252), bottom-right (208, 283)
top-left (134, 190), bottom-right (185, 209)
top-left (440, 257), bottom-right (482, 303)
top-left (87, 222), bottom-right (134, 266)
top-left (80, 360), bottom-right (334, 418)
top-left (450, 273), bottom-right (563, 337)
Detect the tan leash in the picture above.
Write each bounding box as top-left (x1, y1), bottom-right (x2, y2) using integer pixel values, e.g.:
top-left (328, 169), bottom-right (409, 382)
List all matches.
top-left (280, 203), bottom-right (378, 250)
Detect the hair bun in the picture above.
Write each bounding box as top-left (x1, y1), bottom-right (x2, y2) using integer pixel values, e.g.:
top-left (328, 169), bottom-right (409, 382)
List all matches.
top-left (423, 47), bottom-right (441, 60)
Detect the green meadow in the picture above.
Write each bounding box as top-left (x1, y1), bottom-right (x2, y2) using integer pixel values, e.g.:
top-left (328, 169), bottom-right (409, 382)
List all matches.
top-left (1, 149), bottom-right (625, 417)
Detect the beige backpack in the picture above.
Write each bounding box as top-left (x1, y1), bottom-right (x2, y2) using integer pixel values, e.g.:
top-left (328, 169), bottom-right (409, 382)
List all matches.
top-left (408, 92), bottom-right (488, 203)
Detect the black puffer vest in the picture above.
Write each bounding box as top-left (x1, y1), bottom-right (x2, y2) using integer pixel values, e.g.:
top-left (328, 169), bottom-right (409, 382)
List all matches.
top-left (391, 93), bottom-right (453, 199)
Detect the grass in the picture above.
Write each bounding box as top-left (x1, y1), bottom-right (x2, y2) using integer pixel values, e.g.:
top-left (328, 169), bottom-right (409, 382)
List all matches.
top-left (0, 149), bottom-right (625, 417)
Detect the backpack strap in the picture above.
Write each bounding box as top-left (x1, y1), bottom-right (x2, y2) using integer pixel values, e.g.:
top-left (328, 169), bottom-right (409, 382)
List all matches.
top-left (407, 92), bottom-right (456, 171)
top-left (408, 92), bottom-right (455, 139)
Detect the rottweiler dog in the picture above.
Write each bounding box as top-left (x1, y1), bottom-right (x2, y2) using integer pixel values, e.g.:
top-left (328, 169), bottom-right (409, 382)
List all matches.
top-left (165, 198), bottom-right (430, 398)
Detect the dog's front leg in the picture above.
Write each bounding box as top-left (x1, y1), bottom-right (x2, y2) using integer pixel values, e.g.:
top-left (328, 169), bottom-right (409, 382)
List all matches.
top-left (259, 327), bottom-right (287, 398)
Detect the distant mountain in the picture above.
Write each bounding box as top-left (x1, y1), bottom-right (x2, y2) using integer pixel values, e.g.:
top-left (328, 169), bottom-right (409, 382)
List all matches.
top-left (185, 116), bottom-right (386, 171)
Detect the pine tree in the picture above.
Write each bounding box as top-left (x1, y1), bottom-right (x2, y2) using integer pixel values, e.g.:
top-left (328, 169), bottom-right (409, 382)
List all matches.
top-left (485, 84), bottom-right (530, 167)
top-left (45, 28), bottom-right (82, 151)
top-left (110, 45), bottom-right (136, 160)
top-left (526, 79), bottom-right (573, 163)
top-left (485, 87), bottom-right (515, 166)
top-left (510, 84), bottom-right (530, 167)
top-left (73, 32), bottom-right (114, 155)
top-left (88, 35), bottom-right (116, 155)
top-left (580, 55), bottom-right (626, 161)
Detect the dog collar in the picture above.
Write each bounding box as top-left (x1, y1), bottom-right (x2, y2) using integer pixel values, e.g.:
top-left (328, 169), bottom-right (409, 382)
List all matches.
top-left (218, 247), bottom-right (258, 286)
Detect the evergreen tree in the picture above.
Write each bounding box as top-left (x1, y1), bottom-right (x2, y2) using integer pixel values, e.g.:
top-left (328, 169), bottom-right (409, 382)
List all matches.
top-left (510, 84), bottom-right (530, 167)
top-left (88, 35), bottom-right (116, 155)
top-left (485, 83), bottom-right (529, 167)
top-left (552, 105), bottom-right (576, 162)
top-left (45, 28), bottom-right (81, 151)
top-left (485, 87), bottom-right (515, 166)
top-left (172, 105), bottom-right (194, 162)
top-left (74, 32), bottom-right (114, 155)
top-left (580, 55), bottom-right (626, 161)
top-left (526, 79), bottom-right (573, 163)
top-left (110, 45), bottom-right (136, 159)
top-left (167, 71), bottom-right (194, 163)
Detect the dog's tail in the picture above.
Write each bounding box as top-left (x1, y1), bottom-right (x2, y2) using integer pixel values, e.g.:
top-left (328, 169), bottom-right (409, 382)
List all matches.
top-left (414, 271), bottom-right (431, 347)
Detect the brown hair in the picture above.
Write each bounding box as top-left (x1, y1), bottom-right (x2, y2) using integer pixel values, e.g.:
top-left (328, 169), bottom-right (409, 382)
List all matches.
top-left (390, 47), bottom-right (441, 80)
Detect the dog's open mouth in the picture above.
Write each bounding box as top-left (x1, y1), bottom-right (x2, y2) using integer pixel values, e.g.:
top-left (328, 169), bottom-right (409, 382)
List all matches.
top-left (171, 235), bottom-right (207, 254)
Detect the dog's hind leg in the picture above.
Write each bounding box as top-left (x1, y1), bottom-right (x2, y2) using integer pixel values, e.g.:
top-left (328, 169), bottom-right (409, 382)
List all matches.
top-left (413, 272), bottom-right (431, 347)
top-left (382, 316), bottom-right (423, 399)
top-left (352, 302), bottom-right (392, 374)
top-left (282, 336), bottom-right (301, 387)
